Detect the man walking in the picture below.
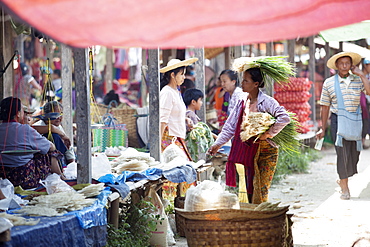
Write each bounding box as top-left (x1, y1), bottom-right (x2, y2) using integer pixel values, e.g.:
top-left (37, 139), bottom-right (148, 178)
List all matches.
top-left (316, 52), bottom-right (370, 200)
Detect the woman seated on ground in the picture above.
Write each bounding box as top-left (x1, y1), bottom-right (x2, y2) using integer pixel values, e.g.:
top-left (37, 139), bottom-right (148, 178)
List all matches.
top-left (0, 97), bottom-right (65, 189)
top-left (32, 101), bottom-right (75, 165)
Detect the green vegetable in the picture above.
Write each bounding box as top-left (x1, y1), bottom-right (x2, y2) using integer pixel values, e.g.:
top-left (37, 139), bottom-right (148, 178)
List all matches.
top-left (272, 112), bottom-right (302, 155)
top-left (185, 122), bottom-right (214, 162)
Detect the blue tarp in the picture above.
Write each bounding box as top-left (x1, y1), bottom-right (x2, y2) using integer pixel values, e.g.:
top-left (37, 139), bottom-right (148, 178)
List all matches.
top-left (98, 165), bottom-right (197, 198)
top-left (2, 189), bottom-right (110, 247)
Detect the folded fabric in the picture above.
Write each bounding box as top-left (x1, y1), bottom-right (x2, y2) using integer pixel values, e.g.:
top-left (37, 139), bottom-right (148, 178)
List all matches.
top-left (162, 164), bottom-right (196, 184)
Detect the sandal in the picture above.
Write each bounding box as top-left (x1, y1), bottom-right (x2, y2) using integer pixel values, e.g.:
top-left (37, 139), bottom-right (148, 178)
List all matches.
top-left (340, 192), bottom-right (350, 200)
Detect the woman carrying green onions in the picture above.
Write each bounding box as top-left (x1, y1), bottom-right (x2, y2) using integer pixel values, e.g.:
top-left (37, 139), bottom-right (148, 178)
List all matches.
top-left (208, 56), bottom-right (295, 204)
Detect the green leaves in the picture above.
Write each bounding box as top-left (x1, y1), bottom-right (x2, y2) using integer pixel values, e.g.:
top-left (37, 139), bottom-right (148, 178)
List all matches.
top-left (186, 122), bottom-right (214, 162)
top-left (272, 112), bottom-right (302, 155)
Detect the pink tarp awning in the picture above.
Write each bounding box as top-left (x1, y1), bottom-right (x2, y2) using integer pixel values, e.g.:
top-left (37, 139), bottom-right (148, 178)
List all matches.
top-left (1, 0), bottom-right (370, 48)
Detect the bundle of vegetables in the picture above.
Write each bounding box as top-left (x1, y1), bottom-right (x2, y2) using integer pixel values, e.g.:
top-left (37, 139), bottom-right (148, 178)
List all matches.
top-left (232, 56), bottom-right (295, 86)
top-left (240, 111), bottom-right (301, 155)
top-left (185, 122), bottom-right (214, 162)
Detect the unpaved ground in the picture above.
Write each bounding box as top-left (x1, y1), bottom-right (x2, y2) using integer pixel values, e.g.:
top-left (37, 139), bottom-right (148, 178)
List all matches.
top-left (173, 143), bottom-right (370, 247)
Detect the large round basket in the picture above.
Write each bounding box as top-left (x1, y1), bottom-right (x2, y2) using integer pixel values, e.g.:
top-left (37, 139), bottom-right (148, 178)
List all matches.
top-left (175, 204), bottom-right (292, 247)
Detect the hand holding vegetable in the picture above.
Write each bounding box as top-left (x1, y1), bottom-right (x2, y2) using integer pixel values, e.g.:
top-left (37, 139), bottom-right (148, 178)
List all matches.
top-left (207, 144), bottom-right (221, 156)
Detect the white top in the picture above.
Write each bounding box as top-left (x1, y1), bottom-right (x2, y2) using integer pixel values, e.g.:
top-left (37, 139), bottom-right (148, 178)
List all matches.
top-left (160, 85), bottom-right (186, 139)
top-left (228, 87), bottom-right (246, 115)
top-left (52, 78), bottom-right (62, 91)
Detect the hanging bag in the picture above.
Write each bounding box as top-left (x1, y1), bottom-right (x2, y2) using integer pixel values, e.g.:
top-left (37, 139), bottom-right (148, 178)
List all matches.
top-left (334, 74), bottom-right (363, 151)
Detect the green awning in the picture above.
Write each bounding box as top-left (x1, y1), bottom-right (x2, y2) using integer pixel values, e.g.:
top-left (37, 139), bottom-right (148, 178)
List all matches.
top-left (320, 21), bottom-right (370, 42)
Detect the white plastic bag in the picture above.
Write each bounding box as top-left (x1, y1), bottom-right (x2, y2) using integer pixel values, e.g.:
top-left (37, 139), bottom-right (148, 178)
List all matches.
top-left (39, 173), bottom-right (75, 194)
top-left (184, 180), bottom-right (239, 211)
top-left (92, 153), bottom-right (112, 179)
top-left (64, 161), bottom-right (77, 180)
top-left (162, 137), bottom-right (187, 163)
top-left (0, 179), bottom-right (25, 210)
top-left (144, 185), bottom-right (169, 247)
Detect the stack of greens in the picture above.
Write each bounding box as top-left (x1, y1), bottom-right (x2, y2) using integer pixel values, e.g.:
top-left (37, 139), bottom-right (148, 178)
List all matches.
top-left (186, 122), bottom-right (214, 162)
top-left (232, 56), bottom-right (295, 85)
top-left (240, 111), bottom-right (302, 155)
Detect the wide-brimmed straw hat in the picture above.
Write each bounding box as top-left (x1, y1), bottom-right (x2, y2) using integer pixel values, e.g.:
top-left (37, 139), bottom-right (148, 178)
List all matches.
top-left (327, 51), bottom-right (362, 70)
top-left (160, 58), bottom-right (198, 73)
top-left (22, 105), bottom-right (36, 114)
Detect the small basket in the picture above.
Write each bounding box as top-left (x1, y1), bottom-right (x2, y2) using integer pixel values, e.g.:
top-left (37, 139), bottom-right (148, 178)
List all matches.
top-left (91, 103), bottom-right (140, 148)
top-left (176, 204), bottom-right (291, 247)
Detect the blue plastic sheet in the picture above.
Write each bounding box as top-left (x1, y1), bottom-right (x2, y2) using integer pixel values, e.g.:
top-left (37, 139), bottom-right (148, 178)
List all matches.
top-left (162, 164), bottom-right (197, 184)
top-left (97, 165), bottom-right (197, 198)
top-left (2, 214), bottom-right (106, 247)
top-left (66, 187), bottom-right (111, 229)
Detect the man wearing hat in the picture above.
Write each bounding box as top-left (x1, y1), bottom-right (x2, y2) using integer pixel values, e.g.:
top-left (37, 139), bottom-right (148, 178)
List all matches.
top-left (316, 52), bottom-right (370, 200)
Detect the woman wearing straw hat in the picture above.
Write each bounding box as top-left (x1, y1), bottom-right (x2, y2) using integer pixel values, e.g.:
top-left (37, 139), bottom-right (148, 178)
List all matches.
top-left (159, 58), bottom-right (198, 160)
top-left (316, 51), bottom-right (370, 200)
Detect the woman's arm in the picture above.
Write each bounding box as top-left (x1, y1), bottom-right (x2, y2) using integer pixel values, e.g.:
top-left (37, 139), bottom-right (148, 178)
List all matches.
top-left (32, 125), bottom-right (71, 149)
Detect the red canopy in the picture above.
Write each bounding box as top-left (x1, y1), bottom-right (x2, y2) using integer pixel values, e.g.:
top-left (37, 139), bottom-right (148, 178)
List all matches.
top-left (1, 0), bottom-right (370, 48)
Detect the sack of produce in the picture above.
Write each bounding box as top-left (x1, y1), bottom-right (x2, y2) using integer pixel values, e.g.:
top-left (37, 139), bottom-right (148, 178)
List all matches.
top-left (184, 180), bottom-right (239, 211)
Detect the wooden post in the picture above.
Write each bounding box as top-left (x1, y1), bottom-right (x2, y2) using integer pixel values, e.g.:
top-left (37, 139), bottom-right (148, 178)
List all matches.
top-left (265, 42), bottom-right (274, 96)
top-left (224, 47), bottom-right (230, 69)
top-left (324, 42), bottom-right (330, 80)
top-left (233, 46), bottom-right (242, 59)
top-left (147, 49), bottom-right (160, 161)
top-left (249, 45), bottom-right (253, 57)
top-left (0, 17), bottom-right (14, 99)
top-left (287, 39), bottom-right (295, 65)
top-left (105, 48), bottom-right (113, 93)
top-left (308, 36), bottom-right (316, 123)
top-left (60, 44), bottom-right (73, 141)
top-left (266, 42), bottom-right (274, 56)
top-left (193, 48), bottom-right (206, 122)
top-left (141, 49), bottom-right (148, 106)
top-left (72, 47), bottom-right (92, 184)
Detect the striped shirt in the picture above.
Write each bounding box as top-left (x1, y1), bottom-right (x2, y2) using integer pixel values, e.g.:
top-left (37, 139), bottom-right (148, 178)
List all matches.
top-left (320, 74), bottom-right (364, 113)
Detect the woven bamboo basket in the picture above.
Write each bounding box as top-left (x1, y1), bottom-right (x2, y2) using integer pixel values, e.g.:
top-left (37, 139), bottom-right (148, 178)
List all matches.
top-left (91, 103), bottom-right (140, 148)
top-left (175, 204), bottom-right (291, 247)
top-left (174, 197), bottom-right (186, 237)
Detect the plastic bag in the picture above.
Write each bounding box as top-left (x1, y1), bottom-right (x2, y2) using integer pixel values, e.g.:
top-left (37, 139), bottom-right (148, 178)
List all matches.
top-left (92, 153), bottom-right (112, 179)
top-left (184, 180), bottom-right (239, 211)
top-left (64, 161), bottom-right (77, 180)
top-left (162, 137), bottom-right (187, 163)
top-left (144, 185), bottom-right (169, 247)
top-left (39, 173), bottom-right (75, 194)
top-left (0, 179), bottom-right (25, 210)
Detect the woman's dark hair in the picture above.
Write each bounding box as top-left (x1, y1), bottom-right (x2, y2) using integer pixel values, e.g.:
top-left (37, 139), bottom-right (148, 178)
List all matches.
top-left (20, 63), bottom-right (29, 76)
top-left (180, 78), bottom-right (195, 95)
top-left (246, 68), bottom-right (264, 88)
top-left (160, 66), bottom-right (186, 90)
top-left (43, 101), bottom-right (63, 114)
top-left (183, 88), bottom-right (204, 106)
top-left (220, 69), bottom-right (239, 86)
top-left (103, 90), bottom-right (120, 106)
top-left (0, 97), bottom-right (22, 121)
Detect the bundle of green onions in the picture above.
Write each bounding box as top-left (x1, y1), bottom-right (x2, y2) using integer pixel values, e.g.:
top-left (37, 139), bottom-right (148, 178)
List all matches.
top-left (240, 111), bottom-right (301, 155)
top-left (232, 56), bottom-right (295, 85)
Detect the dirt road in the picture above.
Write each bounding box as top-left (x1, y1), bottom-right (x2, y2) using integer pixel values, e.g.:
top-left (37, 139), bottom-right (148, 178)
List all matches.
top-left (174, 144), bottom-right (370, 246)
